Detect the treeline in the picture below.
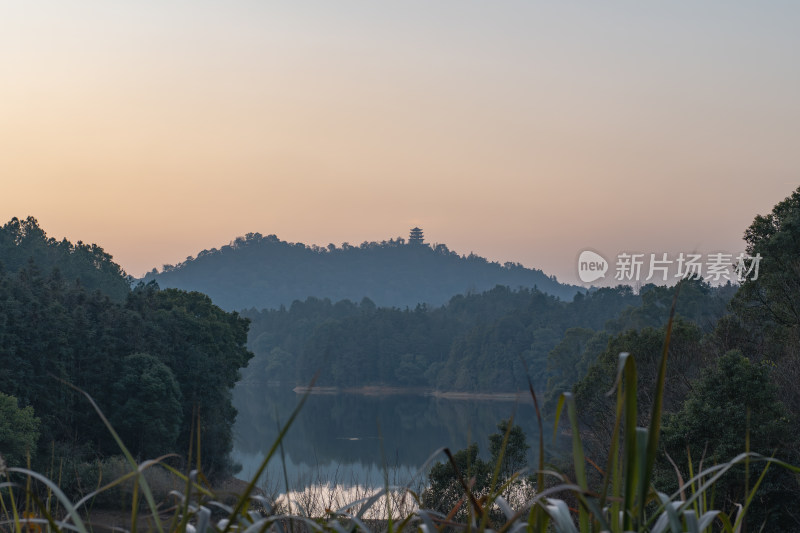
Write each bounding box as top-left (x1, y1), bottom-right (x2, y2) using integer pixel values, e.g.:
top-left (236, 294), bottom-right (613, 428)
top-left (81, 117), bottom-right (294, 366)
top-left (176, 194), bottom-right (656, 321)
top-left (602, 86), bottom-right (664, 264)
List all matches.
top-left (0, 216), bottom-right (130, 301)
top-left (241, 279), bottom-right (735, 394)
top-left (0, 217), bottom-right (252, 481)
top-left (143, 232), bottom-right (581, 310)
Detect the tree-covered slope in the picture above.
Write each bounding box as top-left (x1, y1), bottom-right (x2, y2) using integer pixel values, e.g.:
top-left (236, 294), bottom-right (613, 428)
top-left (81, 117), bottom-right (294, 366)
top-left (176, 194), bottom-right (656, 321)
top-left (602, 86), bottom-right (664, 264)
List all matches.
top-left (143, 232), bottom-right (582, 310)
top-left (0, 217), bottom-right (252, 479)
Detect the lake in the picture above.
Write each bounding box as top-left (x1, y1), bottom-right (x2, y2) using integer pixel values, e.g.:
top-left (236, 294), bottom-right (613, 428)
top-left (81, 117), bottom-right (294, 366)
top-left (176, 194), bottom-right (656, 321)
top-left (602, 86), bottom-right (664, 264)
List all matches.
top-left (231, 383), bottom-right (555, 494)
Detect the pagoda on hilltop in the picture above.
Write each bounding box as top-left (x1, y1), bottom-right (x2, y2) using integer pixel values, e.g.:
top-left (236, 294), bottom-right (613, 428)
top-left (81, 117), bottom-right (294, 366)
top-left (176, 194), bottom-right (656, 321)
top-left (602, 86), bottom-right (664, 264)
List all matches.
top-left (409, 227), bottom-right (424, 245)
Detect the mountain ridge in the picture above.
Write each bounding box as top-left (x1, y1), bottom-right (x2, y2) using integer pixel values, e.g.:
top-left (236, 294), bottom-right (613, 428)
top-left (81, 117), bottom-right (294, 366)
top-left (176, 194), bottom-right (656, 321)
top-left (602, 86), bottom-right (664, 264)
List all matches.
top-left (143, 230), bottom-right (582, 310)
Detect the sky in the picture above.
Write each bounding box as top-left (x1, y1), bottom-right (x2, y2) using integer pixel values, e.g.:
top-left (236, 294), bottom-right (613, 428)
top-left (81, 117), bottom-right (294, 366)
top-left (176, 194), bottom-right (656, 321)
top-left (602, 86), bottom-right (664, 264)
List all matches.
top-left (2, 1), bottom-right (798, 285)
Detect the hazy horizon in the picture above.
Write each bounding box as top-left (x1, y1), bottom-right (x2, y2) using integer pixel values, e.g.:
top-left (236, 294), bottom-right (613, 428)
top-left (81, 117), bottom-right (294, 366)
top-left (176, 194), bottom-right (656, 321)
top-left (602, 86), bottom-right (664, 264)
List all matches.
top-left (3, 1), bottom-right (798, 285)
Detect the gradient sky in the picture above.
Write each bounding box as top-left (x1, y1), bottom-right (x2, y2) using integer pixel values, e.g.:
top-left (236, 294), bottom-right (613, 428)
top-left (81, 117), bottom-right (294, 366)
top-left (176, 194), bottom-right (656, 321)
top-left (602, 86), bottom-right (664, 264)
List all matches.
top-left (2, 1), bottom-right (798, 285)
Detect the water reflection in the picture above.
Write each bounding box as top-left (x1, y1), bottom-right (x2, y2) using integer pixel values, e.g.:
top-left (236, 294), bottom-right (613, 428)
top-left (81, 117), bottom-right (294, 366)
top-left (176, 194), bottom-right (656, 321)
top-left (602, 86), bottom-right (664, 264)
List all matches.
top-left (232, 383), bottom-right (553, 490)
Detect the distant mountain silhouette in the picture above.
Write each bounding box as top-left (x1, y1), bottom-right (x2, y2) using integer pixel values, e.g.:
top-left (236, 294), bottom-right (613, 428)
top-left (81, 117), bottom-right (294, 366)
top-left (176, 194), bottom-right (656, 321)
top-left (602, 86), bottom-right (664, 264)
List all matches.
top-left (142, 230), bottom-right (582, 310)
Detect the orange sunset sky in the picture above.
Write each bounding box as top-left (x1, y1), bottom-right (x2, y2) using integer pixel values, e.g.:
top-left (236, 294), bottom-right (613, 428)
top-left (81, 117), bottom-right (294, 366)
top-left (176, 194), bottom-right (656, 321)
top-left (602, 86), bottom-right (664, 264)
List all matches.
top-left (2, 2), bottom-right (798, 285)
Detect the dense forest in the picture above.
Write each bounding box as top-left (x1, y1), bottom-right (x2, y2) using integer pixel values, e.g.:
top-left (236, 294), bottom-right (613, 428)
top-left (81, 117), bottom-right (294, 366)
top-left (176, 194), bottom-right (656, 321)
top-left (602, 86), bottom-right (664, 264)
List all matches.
top-left (240, 280), bottom-right (735, 395)
top-left (142, 230), bottom-right (581, 310)
top-left (0, 217), bottom-right (252, 483)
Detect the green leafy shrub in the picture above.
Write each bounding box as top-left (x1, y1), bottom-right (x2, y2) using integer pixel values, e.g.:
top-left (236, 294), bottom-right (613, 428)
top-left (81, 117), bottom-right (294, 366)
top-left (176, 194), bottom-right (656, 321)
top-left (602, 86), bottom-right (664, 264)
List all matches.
top-left (0, 392), bottom-right (39, 467)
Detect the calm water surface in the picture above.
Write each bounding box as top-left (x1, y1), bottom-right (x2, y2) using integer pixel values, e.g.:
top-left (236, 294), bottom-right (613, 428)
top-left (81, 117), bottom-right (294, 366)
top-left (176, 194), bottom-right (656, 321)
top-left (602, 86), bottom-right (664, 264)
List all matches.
top-left (232, 383), bottom-right (554, 491)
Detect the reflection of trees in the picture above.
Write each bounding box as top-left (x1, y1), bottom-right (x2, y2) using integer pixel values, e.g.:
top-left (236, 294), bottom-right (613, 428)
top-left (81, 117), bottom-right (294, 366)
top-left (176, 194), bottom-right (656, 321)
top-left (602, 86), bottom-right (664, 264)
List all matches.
top-left (232, 384), bottom-right (550, 470)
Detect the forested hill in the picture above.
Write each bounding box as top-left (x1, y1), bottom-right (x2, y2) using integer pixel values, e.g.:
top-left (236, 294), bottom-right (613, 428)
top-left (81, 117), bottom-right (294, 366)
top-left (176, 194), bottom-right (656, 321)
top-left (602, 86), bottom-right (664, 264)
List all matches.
top-left (0, 217), bottom-right (252, 481)
top-left (142, 232), bottom-right (582, 310)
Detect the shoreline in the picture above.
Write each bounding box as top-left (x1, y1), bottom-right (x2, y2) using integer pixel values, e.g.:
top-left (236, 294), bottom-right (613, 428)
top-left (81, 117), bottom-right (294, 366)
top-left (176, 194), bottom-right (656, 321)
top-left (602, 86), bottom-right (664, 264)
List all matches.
top-left (290, 384), bottom-right (533, 401)
top-left (426, 390), bottom-right (531, 401)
